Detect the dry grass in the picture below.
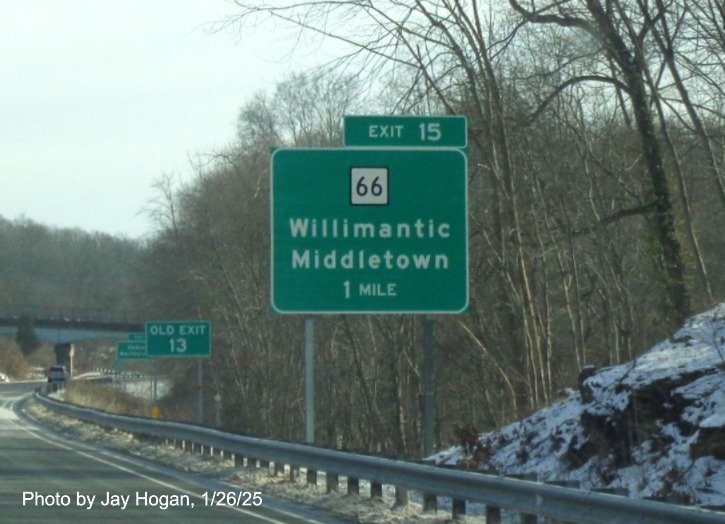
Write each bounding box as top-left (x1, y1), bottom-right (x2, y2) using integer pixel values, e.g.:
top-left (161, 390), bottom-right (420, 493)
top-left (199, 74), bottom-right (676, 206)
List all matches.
top-left (64, 380), bottom-right (148, 417)
top-left (0, 339), bottom-right (28, 378)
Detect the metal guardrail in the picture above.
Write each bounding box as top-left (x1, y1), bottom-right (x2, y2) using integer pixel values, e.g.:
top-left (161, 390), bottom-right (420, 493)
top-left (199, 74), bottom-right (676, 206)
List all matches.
top-left (34, 391), bottom-right (724, 524)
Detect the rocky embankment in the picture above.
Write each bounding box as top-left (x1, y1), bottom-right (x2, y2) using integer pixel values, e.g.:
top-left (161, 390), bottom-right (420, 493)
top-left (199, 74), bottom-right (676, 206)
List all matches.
top-left (435, 304), bottom-right (725, 506)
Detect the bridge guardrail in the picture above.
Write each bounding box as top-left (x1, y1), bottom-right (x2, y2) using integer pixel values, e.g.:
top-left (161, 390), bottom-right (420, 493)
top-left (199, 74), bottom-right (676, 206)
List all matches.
top-left (0, 304), bottom-right (144, 324)
top-left (33, 391), bottom-right (723, 523)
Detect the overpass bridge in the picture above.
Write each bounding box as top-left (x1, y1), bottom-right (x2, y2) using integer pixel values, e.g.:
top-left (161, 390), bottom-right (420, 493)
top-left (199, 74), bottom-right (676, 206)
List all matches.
top-left (0, 305), bottom-right (144, 344)
top-left (0, 305), bottom-right (146, 372)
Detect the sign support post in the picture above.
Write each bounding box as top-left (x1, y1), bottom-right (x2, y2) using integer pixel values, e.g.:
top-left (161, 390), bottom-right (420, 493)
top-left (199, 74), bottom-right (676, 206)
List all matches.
top-left (197, 358), bottom-right (203, 424)
top-left (422, 314), bottom-right (436, 457)
top-left (152, 358), bottom-right (157, 404)
top-left (214, 393), bottom-right (222, 427)
top-left (305, 316), bottom-right (315, 444)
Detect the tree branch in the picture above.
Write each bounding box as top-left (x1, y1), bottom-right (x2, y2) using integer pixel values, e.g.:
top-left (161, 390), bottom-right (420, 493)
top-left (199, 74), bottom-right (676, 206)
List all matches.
top-left (569, 200), bottom-right (658, 237)
top-left (523, 75), bottom-right (630, 126)
top-left (508, 0), bottom-right (599, 37)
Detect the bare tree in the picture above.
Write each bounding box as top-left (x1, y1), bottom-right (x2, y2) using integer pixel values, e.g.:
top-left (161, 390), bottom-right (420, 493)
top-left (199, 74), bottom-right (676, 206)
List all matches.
top-left (508, 0), bottom-right (695, 326)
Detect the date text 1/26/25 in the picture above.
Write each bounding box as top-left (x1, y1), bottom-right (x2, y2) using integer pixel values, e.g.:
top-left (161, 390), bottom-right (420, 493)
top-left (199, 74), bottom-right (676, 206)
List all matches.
top-left (202, 491), bottom-right (262, 507)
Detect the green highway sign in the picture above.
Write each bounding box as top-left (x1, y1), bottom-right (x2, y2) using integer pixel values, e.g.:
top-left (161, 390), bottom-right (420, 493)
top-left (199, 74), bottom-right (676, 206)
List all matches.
top-left (128, 333), bottom-right (145, 342)
top-left (117, 341), bottom-right (148, 360)
top-left (145, 321), bottom-right (211, 357)
top-left (271, 148), bottom-right (468, 314)
top-left (344, 115), bottom-right (467, 148)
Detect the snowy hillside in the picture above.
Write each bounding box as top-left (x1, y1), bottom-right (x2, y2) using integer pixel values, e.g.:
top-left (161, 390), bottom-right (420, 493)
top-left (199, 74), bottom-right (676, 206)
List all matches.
top-left (434, 304), bottom-right (725, 506)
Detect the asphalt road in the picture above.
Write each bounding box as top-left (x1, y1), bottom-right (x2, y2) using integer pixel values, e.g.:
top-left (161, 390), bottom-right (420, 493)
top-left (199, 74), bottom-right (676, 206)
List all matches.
top-left (0, 381), bottom-right (349, 523)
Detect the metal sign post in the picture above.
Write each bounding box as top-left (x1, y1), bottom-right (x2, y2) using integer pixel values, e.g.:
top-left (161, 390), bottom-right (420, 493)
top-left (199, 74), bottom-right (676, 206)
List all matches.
top-left (152, 358), bottom-right (157, 405)
top-left (214, 392), bottom-right (222, 427)
top-left (422, 315), bottom-right (436, 458)
top-left (197, 358), bottom-right (203, 424)
top-left (305, 316), bottom-right (315, 444)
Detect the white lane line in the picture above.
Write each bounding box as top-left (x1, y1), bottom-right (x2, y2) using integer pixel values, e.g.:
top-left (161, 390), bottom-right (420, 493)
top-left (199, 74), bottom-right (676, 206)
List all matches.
top-left (5, 399), bottom-right (297, 524)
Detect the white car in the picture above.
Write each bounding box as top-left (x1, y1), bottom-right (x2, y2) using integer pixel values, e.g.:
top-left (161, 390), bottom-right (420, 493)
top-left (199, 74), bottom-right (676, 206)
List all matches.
top-left (0, 372), bottom-right (9, 382)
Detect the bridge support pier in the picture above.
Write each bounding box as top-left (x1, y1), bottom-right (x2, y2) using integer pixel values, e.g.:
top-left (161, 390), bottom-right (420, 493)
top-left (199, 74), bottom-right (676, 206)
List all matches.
top-left (53, 343), bottom-right (74, 374)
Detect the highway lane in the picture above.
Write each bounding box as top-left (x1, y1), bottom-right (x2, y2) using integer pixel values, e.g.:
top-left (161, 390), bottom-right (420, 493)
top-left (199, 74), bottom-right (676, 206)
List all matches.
top-left (0, 381), bottom-right (348, 523)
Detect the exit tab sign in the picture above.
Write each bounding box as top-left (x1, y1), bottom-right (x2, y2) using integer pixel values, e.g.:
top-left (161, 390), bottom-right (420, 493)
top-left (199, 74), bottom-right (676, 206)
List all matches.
top-left (344, 115), bottom-right (467, 148)
top-left (145, 321), bottom-right (211, 357)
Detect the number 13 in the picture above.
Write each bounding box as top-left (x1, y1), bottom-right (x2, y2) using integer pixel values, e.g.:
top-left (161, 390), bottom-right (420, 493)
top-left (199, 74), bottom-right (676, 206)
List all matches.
top-left (170, 338), bottom-right (187, 353)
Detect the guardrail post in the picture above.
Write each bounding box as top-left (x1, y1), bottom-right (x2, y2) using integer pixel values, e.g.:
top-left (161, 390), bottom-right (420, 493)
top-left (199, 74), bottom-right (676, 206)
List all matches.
top-left (347, 477), bottom-right (360, 495)
top-left (521, 503), bottom-right (537, 522)
top-left (370, 481), bottom-right (383, 499)
top-left (485, 505), bottom-right (501, 523)
top-left (274, 462), bottom-right (285, 476)
top-left (452, 498), bottom-right (466, 520)
top-left (547, 480), bottom-right (581, 524)
top-left (393, 487), bottom-right (409, 509)
top-left (326, 473), bottom-right (339, 493)
top-left (423, 494), bottom-right (437, 513)
top-left (306, 468), bottom-right (317, 486)
top-left (508, 473), bottom-right (537, 523)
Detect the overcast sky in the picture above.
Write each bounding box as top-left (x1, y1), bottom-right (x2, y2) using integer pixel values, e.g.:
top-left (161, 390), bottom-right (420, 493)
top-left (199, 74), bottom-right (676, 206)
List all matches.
top-left (1, 1), bottom-right (324, 239)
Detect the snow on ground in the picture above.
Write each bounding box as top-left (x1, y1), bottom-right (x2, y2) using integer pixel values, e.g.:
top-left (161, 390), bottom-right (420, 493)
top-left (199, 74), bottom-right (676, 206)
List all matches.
top-left (108, 376), bottom-right (173, 400)
top-left (23, 400), bottom-right (463, 523)
top-left (434, 303), bottom-right (725, 508)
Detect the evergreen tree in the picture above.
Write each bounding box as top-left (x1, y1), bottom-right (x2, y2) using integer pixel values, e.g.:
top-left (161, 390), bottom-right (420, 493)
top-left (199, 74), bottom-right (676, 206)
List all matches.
top-left (15, 316), bottom-right (40, 356)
